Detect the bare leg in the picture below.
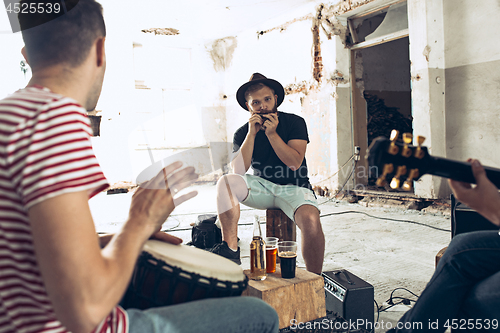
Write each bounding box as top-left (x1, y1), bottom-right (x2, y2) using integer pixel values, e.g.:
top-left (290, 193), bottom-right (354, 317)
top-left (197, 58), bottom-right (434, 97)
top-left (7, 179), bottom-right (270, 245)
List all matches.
top-left (216, 174), bottom-right (248, 250)
top-left (294, 205), bottom-right (324, 274)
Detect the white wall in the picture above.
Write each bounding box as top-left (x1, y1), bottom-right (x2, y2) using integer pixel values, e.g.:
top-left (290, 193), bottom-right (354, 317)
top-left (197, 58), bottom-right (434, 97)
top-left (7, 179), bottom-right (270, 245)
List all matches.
top-left (0, 9), bottom-right (30, 98)
top-left (1, 0), bottom-right (351, 191)
top-left (443, 0), bottom-right (500, 169)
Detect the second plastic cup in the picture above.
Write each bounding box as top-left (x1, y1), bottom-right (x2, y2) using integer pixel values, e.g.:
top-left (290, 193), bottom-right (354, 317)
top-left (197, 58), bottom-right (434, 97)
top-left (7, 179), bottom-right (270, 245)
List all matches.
top-left (265, 237), bottom-right (278, 273)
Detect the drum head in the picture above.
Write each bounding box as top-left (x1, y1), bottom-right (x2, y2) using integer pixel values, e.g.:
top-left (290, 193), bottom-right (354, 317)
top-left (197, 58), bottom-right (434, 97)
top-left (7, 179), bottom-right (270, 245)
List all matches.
top-left (143, 240), bottom-right (245, 283)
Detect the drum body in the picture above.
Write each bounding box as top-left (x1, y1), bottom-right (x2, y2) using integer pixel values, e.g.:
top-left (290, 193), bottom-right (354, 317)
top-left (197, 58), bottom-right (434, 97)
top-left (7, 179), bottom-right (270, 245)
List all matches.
top-left (121, 240), bottom-right (248, 309)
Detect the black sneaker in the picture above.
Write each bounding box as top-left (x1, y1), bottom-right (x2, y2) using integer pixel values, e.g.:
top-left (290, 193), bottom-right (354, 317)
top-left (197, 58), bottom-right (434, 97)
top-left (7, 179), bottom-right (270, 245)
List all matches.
top-left (209, 241), bottom-right (241, 265)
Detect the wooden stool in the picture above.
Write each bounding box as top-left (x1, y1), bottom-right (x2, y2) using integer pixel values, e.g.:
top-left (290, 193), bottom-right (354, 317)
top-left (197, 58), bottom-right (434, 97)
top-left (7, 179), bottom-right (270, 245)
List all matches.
top-left (266, 209), bottom-right (296, 241)
top-left (435, 247), bottom-right (448, 267)
top-left (242, 267), bottom-right (326, 329)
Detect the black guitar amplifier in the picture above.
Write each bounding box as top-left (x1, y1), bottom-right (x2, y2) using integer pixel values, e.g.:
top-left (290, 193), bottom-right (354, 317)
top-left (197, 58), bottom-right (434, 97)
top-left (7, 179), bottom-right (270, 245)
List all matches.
top-left (322, 270), bottom-right (374, 330)
top-left (451, 194), bottom-right (497, 238)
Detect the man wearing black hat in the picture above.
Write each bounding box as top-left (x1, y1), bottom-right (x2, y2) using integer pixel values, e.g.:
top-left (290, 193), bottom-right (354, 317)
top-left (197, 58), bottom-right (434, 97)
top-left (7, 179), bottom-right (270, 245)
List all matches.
top-left (210, 73), bottom-right (325, 274)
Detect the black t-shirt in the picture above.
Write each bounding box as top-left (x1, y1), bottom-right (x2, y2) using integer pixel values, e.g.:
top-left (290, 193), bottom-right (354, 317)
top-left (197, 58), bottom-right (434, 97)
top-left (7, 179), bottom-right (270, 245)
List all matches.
top-left (233, 111), bottom-right (311, 188)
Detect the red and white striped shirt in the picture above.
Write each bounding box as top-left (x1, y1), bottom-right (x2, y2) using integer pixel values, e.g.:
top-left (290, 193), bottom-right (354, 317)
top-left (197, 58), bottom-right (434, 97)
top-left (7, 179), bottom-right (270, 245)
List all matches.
top-left (0, 86), bottom-right (127, 333)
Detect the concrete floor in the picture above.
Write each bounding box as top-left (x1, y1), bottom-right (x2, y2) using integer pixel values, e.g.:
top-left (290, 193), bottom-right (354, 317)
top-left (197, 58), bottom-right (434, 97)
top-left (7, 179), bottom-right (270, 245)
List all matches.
top-left (89, 183), bottom-right (452, 332)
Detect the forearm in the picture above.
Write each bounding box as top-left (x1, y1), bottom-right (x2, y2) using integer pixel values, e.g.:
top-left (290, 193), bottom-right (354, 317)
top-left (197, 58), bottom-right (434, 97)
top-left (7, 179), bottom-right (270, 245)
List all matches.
top-left (94, 222), bottom-right (153, 308)
top-left (30, 193), bottom-right (154, 333)
top-left (48, 220), bottom-right (153, 333)
top-left (32, 163), bottom-right (196, 333)
top-left (267, 133), bottom-right (303, 170)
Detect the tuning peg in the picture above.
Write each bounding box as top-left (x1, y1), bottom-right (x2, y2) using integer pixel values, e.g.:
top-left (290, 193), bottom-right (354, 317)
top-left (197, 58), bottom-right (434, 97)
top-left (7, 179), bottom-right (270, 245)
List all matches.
top-left (376, 163), bottom-right (394, 187)
top-left (414, 135), bottom-right (426, 159)
top-left (402, 168), bottom-right (420, 191)
top-left (401, 133), bottom-right (413, 158)
top-left (388, 130), bottom-right (399, 155)
top-left (390, 165), bottom-right (407, 189)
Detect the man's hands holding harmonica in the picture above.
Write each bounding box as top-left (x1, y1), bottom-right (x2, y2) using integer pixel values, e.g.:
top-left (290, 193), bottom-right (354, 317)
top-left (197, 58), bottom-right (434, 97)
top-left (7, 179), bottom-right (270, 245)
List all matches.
top-left (248, 112), bottom-right (278, 137)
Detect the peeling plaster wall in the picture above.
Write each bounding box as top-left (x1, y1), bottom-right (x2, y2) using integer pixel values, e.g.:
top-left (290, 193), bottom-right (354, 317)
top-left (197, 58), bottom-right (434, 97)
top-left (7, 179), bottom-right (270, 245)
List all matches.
top-left (443, 0), bottom-right (500, 168)
top-left (328, 0), bottom-right (378, 16)
top-left (0, 0), bottom-right (351, 189)
top-left (88, 2), bottom-right (342, 186)
top-left (207, 37), bottom-right (238, 72)
top-left (406, 0), bottom-right (448, 198)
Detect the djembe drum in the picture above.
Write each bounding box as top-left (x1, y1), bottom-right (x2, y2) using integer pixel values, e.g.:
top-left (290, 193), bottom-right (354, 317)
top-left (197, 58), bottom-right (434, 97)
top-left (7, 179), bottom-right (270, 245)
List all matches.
top-left (120, 240), bottom-right (248, 309)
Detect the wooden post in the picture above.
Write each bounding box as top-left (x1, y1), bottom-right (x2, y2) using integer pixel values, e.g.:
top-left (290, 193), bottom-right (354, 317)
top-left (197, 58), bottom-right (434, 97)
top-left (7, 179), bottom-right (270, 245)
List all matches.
top-left (266, 209), bottom-right (296, 242)
top-left (435, 246), bottom-right (447, 267)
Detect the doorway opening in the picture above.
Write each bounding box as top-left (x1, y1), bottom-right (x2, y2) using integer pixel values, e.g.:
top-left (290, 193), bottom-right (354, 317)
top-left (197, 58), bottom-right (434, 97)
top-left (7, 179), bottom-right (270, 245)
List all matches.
top-left (349, 1), bottom-right (412, 192)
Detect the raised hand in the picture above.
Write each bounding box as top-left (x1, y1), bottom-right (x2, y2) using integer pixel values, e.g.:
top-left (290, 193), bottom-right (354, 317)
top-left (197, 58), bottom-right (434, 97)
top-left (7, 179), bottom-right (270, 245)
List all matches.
top-left (129, 161), bottom-right (199, 237)
top-left (261, 112), bottom-right (279, 136)
top-left (248, 113), bottom-right (264, 135)
top-left (449, 159), bottom-right (500, 226)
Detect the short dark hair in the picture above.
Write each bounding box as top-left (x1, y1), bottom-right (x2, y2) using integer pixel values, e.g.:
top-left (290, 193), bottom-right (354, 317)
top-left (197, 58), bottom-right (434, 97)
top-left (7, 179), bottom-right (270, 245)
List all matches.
top-left (244, 83), bottom-right (275, 102)
top-left (19, 0), bottom-right (106, 69)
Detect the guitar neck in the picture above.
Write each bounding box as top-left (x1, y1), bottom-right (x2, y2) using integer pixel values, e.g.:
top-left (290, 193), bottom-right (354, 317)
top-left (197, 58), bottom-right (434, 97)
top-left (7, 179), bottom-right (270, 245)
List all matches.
top-left (429, 156), bottom-right (500, 188)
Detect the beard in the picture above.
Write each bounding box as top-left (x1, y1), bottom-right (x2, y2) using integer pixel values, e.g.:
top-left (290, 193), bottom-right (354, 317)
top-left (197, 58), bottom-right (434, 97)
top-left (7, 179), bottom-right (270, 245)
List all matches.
top-left (262, 101), bottom-right (278, 114)
top-left (259, 101), bottom-right (278, 130)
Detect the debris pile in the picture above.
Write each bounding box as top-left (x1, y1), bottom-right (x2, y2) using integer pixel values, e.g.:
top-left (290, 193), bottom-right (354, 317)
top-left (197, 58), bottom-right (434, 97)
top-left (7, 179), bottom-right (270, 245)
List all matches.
top-left (365, 92), bottom-right (412, 146)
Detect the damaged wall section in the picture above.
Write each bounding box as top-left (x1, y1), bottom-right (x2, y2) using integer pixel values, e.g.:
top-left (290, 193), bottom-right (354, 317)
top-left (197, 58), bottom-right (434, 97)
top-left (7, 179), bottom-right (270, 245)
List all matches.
top-left (327, 0), bottom-right (378, 16)
top-left (207, 37), bottom-right (238, 72)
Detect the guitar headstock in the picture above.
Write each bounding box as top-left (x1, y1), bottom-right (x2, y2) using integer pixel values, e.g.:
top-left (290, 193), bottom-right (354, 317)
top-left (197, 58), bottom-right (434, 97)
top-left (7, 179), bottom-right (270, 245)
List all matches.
top-left (366, 130), bottom-right (431, 191)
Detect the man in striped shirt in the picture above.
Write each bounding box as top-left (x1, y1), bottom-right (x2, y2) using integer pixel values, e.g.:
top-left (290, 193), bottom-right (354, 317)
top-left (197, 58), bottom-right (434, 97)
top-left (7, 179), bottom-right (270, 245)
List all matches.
top-left (0, 1), bottom-right (279, 332)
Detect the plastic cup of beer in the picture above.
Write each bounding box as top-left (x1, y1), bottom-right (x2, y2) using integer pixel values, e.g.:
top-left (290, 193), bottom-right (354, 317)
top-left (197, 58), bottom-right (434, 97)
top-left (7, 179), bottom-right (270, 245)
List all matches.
top-left (278, 241), bottom-right (298, 278)
top-left (265, 237), bottom-right (279, 273)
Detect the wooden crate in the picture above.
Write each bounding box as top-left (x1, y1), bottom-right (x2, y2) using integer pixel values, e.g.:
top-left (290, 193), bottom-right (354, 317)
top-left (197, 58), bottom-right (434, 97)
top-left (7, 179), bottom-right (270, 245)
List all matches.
top-left (266, 209), bottom-right (296, 241)
top-left (242, 267), bottom-right (326, 329)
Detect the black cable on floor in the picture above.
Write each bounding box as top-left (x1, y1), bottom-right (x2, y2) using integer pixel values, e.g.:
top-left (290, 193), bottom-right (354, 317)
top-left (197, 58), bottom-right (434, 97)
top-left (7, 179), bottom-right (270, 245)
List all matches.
top-left (379, 299), bottom-right (406, 312)
top-left (169, 207), bottom-right (257, 217)
top-left (164, 221), bottom-right (267, 232)
top-left (166, 210), bottom-right (450, 232)
top-left (378, 287), bottom-right (420, 314)
top-left (311, 153), bottom-right (356, 186)
top-left (389, 287), bottom-right (420, 303)
top-left (319, 210), bottom-right (450, 232)
top-left (318, 159), bottom-right (358, 206)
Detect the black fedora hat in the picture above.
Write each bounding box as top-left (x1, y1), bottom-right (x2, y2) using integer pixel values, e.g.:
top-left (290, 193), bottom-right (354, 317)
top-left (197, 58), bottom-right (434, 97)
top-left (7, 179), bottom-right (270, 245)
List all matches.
top-left (236, 73), bottom-right (285, 111)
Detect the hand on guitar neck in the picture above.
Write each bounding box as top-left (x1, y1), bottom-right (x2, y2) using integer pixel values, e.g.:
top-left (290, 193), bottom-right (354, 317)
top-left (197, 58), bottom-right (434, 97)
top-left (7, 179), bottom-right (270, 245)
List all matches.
top-left (449, 159), bottom-right (500, 227)
top-left (367, 129), bottom-right (500, 227)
